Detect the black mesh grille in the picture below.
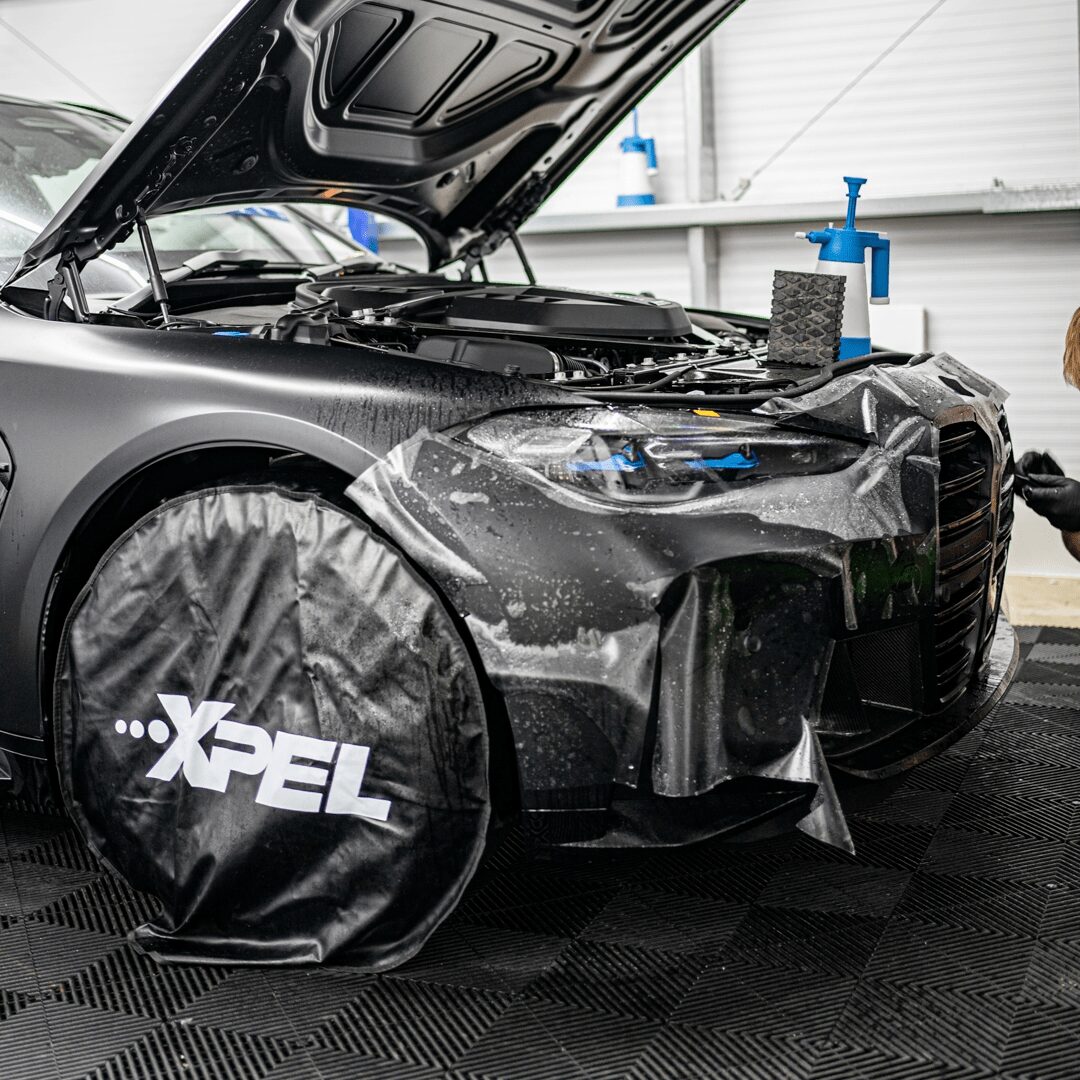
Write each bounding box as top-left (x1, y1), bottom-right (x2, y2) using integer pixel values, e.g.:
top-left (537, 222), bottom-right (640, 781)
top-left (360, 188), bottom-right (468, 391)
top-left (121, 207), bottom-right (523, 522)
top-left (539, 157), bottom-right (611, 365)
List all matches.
top-left (847, 623), bottom-right (922, 710)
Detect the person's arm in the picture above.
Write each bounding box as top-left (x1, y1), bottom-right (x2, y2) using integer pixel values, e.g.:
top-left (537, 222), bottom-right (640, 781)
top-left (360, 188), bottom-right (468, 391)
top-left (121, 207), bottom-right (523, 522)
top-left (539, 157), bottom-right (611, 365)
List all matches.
top-left (1063, 530), bottom-right (1080, 563)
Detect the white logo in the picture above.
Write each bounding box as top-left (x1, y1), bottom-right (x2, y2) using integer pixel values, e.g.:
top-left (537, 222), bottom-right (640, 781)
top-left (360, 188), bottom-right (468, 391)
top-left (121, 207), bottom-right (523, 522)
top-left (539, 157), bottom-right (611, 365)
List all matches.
top-left (113, 694), bottom-right (391, 821)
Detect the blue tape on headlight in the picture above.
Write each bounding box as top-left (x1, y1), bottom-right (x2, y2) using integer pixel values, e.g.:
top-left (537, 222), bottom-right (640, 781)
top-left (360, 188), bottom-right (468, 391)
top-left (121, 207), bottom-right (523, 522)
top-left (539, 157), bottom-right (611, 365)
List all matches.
top-left (688, 451), bottom-right (760, 471)
top-left (566, 446), bottom-right (646, 472)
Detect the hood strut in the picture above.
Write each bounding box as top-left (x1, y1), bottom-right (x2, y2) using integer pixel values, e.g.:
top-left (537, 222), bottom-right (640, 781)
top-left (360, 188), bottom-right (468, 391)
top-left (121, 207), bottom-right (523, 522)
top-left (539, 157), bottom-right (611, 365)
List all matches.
top-left (53, 255), bottom-right (90, 323)
top-left (136, 216), bottom-right (173, 325)
top-left (507, 230), bottom-right (536, 286)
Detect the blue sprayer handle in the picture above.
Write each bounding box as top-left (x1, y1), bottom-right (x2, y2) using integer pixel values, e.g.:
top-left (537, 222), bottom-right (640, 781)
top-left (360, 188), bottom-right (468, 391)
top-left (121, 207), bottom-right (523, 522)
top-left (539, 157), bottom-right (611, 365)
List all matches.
top-left (868, 234), bottom-right (890, 303)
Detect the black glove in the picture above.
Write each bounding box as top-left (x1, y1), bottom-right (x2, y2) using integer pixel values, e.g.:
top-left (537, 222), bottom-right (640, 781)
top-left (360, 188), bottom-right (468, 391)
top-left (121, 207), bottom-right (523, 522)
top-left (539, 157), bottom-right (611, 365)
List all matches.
top-left (1018, 450), bottom-right (1080, 531)
top-left (1015, 450), bottom-right (1061, 504)
top-left (1016, 450), bottom-right (1064, 489)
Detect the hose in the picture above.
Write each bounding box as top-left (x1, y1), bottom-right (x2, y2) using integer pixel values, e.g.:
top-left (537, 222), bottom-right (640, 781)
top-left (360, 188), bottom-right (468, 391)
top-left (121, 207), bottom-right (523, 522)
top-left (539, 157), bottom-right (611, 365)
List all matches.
top-left (579, 350), bottom-right (924, 408)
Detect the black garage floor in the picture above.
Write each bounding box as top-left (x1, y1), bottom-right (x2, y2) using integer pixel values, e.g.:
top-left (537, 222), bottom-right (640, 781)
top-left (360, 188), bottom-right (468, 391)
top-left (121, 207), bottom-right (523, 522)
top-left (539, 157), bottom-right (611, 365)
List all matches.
top-left (1, 625), bottom-right (1079, 1079)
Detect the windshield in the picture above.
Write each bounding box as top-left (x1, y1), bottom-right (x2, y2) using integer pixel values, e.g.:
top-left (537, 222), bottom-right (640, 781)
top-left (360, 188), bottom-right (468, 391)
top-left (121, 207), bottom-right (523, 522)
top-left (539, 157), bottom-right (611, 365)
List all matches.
top-left (0, 99), bottom-right (370, 288)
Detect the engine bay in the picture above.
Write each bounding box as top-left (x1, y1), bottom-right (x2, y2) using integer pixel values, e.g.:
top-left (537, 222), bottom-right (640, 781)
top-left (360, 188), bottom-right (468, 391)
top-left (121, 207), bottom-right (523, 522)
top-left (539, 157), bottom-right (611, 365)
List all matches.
top-left (119, 268), bottom-right (787, 398)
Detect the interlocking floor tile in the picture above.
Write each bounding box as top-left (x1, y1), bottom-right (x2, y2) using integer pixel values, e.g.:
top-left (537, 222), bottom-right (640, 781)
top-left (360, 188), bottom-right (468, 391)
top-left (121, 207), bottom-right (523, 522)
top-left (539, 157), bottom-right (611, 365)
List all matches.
top-left (56, 942), bottom-right (229, 1019)
top-left (920, 827), bottom-right (1069, 886)
top-left (807, 1039), bottom-right (997, 1079)
top-left (1011, 658), bottom-right (1080, 686)
top-left (757, 862), bottom-right (911, 919)
top-left (864, 917), bottom-right (1037, 995)
top-left (939, 788), bottom-right (1076, 842)
top-left (0, 810), bottom-right (72, 857)
top-left (1039, 884), bottom-right (1080, 939)
top-left (724, 908), bottom-right (888, 977)
top-left (389, 922), bottom-right (570, 994)
top-left (524, 939), bottom-right (707, 1022)
top-left (316, 978), bottom-right (512, 1069)
top-left (83, 1022), bottom-right (289, 1080)
top-left (579, 887), bottom-right (748, 955)
top-left (989, 700), bottom-right (1080, 738)
top-left (1020, 938), bottom-right (1080, 1006)
top-left (835, 978), bottom-right (1018, 1072)
top-left (0, 920), bottom-right (124, 995)
top-left (998, 997), bottom-right (1080, 1080)
top-left (977, 726), bottom-right (1080, 770)
top-left (23, 1001), bottom-right (155, 1080)
top-left (848, 787), bottom-right (954, 830)
top-left (174, 967), bottom-right (374, 1035)
top-left (0, 861), bottom-right (100, 921)
top-left (672, 959), bottom-right (855, 1038)
top-left (455, 998), bottom-right (660, 1079)
top-left (268, 1048), bottom-right (446, 1079)
top-left (1027, 642), bottom-right (1080, 664)
top-left (458, 885), bottom-right (619, 938)
top-left (894, 872), bottom-right (1049, 938)
top-left (630, 1027), bottom-right (819, 1080)
top-left (962, 756), bottom-right (1080, 804)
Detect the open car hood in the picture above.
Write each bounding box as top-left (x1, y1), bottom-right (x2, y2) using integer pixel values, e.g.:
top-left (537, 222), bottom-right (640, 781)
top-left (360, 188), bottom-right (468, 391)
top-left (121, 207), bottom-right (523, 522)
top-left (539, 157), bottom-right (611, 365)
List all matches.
top-left (12, 0), bottom-right (744, 279)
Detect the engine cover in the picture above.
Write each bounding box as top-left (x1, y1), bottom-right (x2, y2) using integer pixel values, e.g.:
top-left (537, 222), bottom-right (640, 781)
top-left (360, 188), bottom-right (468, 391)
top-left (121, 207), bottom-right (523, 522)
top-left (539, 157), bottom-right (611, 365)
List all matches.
top-left (309, 276), bottom-right (695, 340)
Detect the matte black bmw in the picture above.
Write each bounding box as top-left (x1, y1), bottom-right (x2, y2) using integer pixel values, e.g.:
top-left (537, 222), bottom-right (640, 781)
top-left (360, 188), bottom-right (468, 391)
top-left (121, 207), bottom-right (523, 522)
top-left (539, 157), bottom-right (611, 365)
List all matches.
top-left (0, 0), bottom-right (1016, 966)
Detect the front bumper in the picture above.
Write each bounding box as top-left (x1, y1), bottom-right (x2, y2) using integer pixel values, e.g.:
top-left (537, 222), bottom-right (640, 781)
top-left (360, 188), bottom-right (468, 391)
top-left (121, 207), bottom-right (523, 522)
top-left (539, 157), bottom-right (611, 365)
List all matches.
top-left (347, 354), bottom-right (1014, 852)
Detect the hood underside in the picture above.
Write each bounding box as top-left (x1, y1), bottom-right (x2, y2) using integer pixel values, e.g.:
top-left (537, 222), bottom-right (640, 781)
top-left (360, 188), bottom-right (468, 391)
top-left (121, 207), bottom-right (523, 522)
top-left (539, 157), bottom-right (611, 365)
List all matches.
top-left (14, 0), bottom-right (743, 279)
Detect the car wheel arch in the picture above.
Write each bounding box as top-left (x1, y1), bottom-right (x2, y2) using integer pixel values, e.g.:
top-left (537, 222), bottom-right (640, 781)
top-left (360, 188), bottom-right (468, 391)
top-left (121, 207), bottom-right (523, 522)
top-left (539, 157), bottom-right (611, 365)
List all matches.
top-left (35, 416), bottom-right (519, 820)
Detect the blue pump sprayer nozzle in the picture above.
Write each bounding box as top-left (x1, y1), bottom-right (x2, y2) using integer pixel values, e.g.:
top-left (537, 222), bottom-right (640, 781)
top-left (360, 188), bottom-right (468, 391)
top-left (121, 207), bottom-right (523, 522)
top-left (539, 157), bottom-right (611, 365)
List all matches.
top-left (843, 175), bottom-right (861, 229)
top-left (802, 177), bottom-right (890, 302)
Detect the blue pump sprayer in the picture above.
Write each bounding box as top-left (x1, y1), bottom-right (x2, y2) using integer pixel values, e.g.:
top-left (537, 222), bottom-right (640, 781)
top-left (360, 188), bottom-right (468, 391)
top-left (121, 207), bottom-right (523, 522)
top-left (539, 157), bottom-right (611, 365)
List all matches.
top-left (617, 109), bottom-right (657, 207)
top-left (796, 177), bottom-right (890, 359)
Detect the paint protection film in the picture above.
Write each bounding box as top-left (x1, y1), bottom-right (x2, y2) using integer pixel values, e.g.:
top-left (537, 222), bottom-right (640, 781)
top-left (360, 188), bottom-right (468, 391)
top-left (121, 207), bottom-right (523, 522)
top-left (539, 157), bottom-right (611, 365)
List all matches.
top-left (347, 354), bottom-right (1010, 852)
top-left (55, 486), bottom-right (489, 966)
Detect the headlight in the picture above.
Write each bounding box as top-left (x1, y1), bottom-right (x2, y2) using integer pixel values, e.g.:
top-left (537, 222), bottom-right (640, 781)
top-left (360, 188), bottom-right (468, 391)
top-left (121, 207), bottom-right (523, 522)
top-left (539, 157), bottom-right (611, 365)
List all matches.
top-left (457, 407), bottom-right (864, 504)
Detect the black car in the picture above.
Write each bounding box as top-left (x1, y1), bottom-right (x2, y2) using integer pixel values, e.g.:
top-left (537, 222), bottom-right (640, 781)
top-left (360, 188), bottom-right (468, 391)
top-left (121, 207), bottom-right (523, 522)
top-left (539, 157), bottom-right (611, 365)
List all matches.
top-left (0, 0), bottom-right (1016, 968)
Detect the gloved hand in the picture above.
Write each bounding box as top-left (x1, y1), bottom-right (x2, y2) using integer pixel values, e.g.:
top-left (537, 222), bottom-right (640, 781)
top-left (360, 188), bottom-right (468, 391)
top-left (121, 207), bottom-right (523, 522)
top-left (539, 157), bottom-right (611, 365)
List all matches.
top-left (1017, 450), bottom-right (1080, 532)
top-left (1016, 450), bottom-right (1064, 485)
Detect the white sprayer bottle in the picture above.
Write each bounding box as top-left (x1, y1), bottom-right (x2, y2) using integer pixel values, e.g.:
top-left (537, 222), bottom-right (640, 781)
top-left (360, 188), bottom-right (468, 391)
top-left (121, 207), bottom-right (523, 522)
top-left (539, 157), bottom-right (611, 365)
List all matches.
top-left (617, 109), bottom-right (657, 207)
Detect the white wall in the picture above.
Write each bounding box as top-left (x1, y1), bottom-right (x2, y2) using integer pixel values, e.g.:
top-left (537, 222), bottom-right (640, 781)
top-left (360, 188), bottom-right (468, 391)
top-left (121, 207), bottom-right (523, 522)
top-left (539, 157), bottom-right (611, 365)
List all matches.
top-left (708, 0), bottom-right (1080, 204)
top-left (0, 0), bottom-right (233, 115)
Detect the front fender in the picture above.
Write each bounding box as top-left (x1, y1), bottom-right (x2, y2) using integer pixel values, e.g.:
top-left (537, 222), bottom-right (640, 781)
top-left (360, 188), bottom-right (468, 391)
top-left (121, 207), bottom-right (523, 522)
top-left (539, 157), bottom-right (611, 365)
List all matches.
top-left (2, 410), bottom-right (378, 756)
